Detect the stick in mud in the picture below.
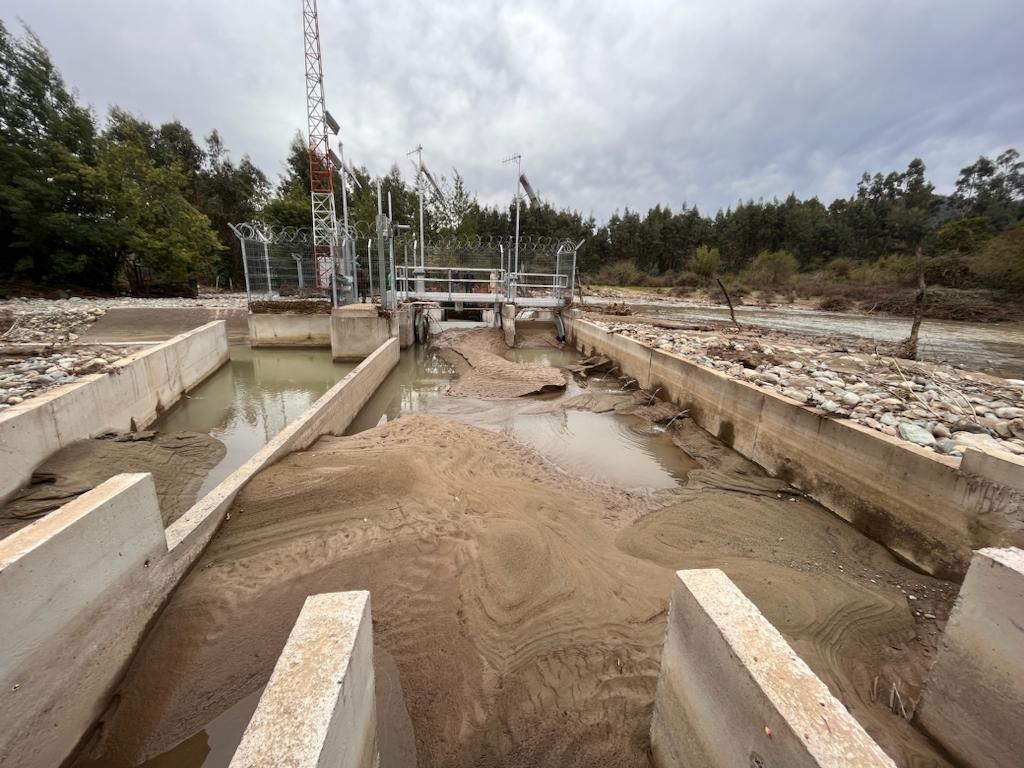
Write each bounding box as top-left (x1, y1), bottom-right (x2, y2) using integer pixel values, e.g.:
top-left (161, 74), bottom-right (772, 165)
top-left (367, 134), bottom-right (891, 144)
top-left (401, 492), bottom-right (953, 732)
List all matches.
top-left (716, 278), bottom-right (740, 328)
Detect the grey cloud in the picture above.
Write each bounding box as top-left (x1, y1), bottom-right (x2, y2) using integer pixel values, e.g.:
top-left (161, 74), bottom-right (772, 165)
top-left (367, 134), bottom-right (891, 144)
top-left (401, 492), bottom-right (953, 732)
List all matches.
top-left (6, 0), bottom-right (1021, 219)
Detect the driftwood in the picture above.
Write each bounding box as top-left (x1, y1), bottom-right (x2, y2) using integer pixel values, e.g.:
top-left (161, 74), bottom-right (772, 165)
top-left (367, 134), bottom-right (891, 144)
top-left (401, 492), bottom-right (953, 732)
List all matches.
top-left (717, 278), bottom-right (740, 328)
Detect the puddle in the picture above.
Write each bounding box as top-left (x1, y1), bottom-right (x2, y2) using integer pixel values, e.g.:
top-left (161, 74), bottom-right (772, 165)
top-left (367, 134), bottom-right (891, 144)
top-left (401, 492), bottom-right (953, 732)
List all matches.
top-left (152, 346), bottom-right (355, 497)
top-left (502, 346), bottom-right (580, 368)
top-left (129, 691), bottom-right (262, 768)
top-left (349, 346), bottom-right (697, 489)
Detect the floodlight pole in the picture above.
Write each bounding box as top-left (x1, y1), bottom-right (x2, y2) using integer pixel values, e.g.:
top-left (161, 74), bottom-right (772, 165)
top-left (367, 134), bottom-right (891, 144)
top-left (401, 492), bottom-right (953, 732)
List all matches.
top-left (408, 145), bottom-right (426, 268)
top-left (503, 154), bottom-right (522, 274)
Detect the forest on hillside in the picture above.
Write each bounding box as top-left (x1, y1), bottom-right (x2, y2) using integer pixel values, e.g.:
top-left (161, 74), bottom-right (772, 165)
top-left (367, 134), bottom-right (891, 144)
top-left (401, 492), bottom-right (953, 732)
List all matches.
top-left (1, 21), bottom-right (1021, 302)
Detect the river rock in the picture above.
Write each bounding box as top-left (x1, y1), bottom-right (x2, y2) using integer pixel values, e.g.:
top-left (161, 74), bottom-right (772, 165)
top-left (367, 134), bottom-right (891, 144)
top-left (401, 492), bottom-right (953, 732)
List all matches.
top-left (840, 392), bottom-right (861, 407)
top-left (950, 431), bottom-right (1008, 455)
top-left (1009, 419), bottom-right (1024, 440)
top-left (995, 407), bottom-right (1024, 420)
top-left (820, 399), bottom-right (839, 413)
top-left (880, 413), bottom-right (899, 427)
top-left (934, 438), bottom-right (961, 455)
top-left (932, 423), bottom-right (951, 439)
top-left (951, 419), bottom-right (988, 434)
top-left (898, 422), bottom-right (936, 447)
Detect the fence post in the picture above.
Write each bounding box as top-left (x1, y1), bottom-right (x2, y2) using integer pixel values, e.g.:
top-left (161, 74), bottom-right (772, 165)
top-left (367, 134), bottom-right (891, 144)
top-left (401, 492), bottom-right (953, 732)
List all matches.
top-left (262, 240), bottom-right (272, 297)
top-left (240, 238), bottom-right (252, 304)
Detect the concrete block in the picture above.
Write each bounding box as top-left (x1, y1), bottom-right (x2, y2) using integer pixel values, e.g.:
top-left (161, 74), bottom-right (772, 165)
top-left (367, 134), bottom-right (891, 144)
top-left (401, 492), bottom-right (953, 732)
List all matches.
top-left (248, 313), bottom-right (331, 347)
top-left (396, 305), bottom-right (414, 349)
top-left (0, 474), bottom-right (168, 768)
top-left (331, 305), bottom-right (393, 361)
top-left (961, 449), bottom-right (1024, 494)
top-left (915, 547), bottom-right (1024, 767)
top-left (0, 320), bottom-right (229, 504)
top-left (230, 591), bottom-right (378, 768)
top-left (651, 569), bottom-right (895, 768)
top-left (501, 303), bottom-right (516, 347)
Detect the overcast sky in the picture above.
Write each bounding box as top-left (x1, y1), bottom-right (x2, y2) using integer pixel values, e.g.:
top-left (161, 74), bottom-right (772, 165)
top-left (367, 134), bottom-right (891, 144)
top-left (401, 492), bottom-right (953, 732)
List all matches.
top-left (5, 0), bottom-right (1022, 220)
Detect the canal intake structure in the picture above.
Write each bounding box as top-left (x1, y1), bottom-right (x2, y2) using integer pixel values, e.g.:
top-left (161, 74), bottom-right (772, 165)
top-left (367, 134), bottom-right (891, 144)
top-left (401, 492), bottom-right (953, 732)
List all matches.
top-left (1, 300), bottom-right (1022, 768)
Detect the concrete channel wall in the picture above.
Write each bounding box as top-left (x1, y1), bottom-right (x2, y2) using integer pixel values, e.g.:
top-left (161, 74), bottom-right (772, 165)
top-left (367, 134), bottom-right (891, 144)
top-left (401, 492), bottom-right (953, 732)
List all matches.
top-left (651, 569), bottom-right (896, 768)
top-left (0, 474), bottom-right (167, 768)
top-left (248, 313), bottom-right (332, 348)
top-left (0, 338), bottom-right (400, 768)
top-left (230, 592), bottom-right (378, 768)
top-left (915, 546), bottom-right (1024, 767)
top-left (0, 319), bottom-right (229, 504)
top-left (569, 317), bottom-right (1024, 579)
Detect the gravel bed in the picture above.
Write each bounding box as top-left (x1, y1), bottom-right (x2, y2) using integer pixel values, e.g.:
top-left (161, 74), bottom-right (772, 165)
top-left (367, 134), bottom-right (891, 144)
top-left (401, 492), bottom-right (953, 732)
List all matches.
top-left (594, 319), bottom-right (1024, 460)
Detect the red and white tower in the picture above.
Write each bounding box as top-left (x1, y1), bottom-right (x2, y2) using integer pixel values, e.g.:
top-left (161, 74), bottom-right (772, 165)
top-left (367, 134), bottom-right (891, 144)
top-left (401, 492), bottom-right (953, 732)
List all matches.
top-left (302, 0), bottom-right (340, 295)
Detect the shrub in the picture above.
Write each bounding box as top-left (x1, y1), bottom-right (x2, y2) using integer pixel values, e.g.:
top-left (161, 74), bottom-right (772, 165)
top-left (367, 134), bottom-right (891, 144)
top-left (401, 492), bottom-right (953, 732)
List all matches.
top-left (748, 250), bottom-right (798, 285)
top-left (594, 260), bottom-right (644, 286)
top-left (971, 223), bottom-right (1024, 291)
top-left (689, 245), bottom-right (720, 282)
top-left (825, 257), bottom-right (855, 280)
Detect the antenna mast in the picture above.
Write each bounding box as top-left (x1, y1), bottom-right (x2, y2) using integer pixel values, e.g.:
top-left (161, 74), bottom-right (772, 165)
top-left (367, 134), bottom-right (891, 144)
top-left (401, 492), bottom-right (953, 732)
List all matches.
top-left (302, 0), bottom-right (340, 298)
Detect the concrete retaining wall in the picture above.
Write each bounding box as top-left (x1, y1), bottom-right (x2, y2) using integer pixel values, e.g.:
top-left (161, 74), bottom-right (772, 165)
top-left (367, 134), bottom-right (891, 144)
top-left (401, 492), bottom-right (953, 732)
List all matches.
top-left (248, 313), bottom-right (331, 347)
top-left (0, 474), bottom-right (168, 768)
top-left (651, 569), bottom-right (896, 768)
top-left (0, 320), bottom-right (229, 504)
top-left (331, 305), bottom-right (394, 361)
top-left (230, 591), bottom-right (378, 768)
top-left (0, 338), bottom-right (399, 768)
top-left (915, 547), bottom-right (1024, 767)
top-left (569, 318), bottom-right (1024, 579)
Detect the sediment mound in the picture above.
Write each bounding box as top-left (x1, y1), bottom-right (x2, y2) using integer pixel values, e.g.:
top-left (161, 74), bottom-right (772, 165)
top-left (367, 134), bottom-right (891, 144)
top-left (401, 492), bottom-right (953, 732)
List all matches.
top-left (0, 431), bottom-right (224, 538)
top-left (433, 328), bottom-right (566, 398)
top-left (82, 413), bottom-right (954, 768)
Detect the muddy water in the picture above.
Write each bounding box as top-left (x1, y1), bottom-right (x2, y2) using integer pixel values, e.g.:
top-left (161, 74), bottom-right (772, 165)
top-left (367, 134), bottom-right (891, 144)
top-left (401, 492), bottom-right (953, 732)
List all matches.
top-left (348, 346), bottom-right (698, 489)
top-left (152, 346), bottom-right (355, 497)
top-left (626, 301), bottom-right (1024, 377)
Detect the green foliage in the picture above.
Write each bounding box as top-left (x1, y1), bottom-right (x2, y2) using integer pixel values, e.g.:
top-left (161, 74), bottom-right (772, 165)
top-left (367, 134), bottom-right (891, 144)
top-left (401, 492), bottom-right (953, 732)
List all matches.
top-left (747, 250), bottom-right (798, 285)
top-left (971, 224), bottom-right (1024, 291)
top-left (689, 245), bottom-right (720, 282)
top-left (594, 260), bottom-right (644, 286)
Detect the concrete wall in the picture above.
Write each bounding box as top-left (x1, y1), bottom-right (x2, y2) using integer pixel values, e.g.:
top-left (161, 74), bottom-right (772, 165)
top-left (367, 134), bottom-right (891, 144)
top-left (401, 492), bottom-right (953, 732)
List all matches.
top-left (0, 474), bottom-right (168, 768)
top-left (915, 547), bottom-right (1024, 767)
top-left (0, 320), bottom-right (229, 504)
top-left (651, 569), bottom-right (896, 768)
top-left (0, 338), bottom-right (399, 768)
top-left (248, 313), bottom-right (331, 348)
top-left (230, 591), bottom-right (378, 768)
top-left (331, 305), bottom-right (395, 361)
top-left (569, 318), bottom-right (1024, 579)
top-left (501, 303), bottom-right (516, 347)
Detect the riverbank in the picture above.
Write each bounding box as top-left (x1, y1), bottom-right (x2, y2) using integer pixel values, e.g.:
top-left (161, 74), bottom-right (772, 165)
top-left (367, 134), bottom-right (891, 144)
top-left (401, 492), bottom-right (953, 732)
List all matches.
top-left (583, 313), bottom-right (1024, 460)
top-left (0, 295), bottom-right (248, 408)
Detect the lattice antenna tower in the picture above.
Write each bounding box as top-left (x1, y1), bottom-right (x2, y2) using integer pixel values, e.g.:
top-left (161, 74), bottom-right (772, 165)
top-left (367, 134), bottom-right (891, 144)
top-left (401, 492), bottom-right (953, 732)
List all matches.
top-left (302, 0), bottom-right (340, 291)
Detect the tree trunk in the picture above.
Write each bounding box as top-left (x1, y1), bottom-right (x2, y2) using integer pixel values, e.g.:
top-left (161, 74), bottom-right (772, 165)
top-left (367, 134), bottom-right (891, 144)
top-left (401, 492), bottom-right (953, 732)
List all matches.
top-left (903, 250), bottom-right (926, 359)
top-left (717, 278), bottom-right (740, 329)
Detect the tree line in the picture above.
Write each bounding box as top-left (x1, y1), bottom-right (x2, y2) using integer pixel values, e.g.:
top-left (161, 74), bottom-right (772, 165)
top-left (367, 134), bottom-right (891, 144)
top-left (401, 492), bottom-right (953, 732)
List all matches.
top-left (1, 21), bottom-right (1021, 293)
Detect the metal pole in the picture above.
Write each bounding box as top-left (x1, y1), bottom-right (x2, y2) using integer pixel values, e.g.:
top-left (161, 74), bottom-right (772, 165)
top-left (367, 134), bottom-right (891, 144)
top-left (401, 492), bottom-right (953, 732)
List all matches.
top-left (376, 180), bottom-right (387, 307)
top-left (514, 155), bottom-right (521, 273)
top-left (367, 238), bottom-right (374, 299)
top-left (387, 192), bottom-right (397, 310)
top-left (262, 240), bottom-right (272, 297)
top-left (240, 238), bottom-right (252, 304)
top-left (404, 241), bottom-right (409, 299)
top-left (418, 152), bottom-right (426, 268)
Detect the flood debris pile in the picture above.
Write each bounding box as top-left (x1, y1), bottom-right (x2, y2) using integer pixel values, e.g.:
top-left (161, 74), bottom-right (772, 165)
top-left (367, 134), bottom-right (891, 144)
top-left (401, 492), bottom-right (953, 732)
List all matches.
top-left (596, 319), bottom-right (1024, 459)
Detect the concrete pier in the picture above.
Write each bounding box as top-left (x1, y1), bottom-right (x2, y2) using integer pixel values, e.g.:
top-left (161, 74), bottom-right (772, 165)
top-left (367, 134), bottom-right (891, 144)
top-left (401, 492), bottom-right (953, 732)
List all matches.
top-left (651, 569), bottom-right (896, 768)
top-left (331, 304), bottom-right (394, 361)
top-left (230, 591), bottom-right (378, 768)
top-left (915, 547), bottom-right (1024, 767)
